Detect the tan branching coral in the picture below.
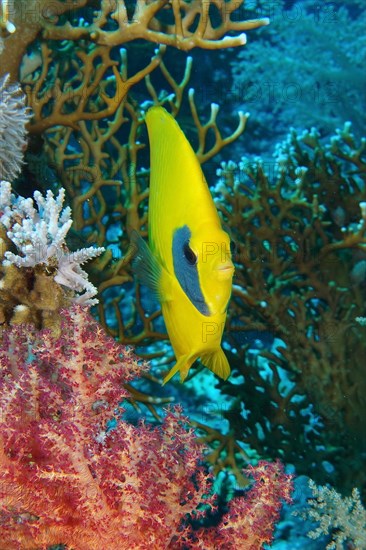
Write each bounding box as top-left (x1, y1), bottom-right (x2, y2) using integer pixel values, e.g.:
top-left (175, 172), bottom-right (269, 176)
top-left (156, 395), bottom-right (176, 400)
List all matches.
top-left (193, 420), bottom-right (251, 488)
top-left (214, 124), bottom-right (366, 494)
top-left (0, 0), bottom-right (268, 81)
top-left (41, 0), bottom-right (269, 50)
top-left (26, 42), bottom-right (168, 134)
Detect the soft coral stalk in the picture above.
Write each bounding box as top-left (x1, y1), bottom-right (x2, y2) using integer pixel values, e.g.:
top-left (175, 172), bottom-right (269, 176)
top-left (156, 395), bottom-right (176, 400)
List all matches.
top-left (0, 306), bottom-right (293, 548)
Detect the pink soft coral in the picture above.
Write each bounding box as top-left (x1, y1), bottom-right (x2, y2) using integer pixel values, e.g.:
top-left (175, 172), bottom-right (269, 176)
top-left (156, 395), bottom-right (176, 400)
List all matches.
top-left (0, 305), bottom-right (293, 549)
top-left (174, 460), bottom-right (293, 549)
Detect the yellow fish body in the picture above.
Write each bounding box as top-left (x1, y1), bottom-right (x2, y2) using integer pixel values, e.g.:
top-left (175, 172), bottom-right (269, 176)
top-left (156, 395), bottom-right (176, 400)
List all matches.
top-left (132, 107), bottom-right (234, 383)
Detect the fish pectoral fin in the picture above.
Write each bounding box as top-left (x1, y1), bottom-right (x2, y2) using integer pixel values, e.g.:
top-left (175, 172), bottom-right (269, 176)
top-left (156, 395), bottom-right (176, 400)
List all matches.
top-left (200, 348), bottom-right (231, 380)
top-left (130, 230), bottom-right (162, 300)
top-left (163, 355), bottom-right (195, 385)
top-left (130, 230), bottom-right (174, 302)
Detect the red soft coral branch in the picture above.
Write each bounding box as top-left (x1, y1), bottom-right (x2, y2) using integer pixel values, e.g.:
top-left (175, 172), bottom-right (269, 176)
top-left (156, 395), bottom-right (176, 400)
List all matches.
top-left (0, 305), bottom-right (293, 549)
top-left (172, 460), bottom-right (293, 549)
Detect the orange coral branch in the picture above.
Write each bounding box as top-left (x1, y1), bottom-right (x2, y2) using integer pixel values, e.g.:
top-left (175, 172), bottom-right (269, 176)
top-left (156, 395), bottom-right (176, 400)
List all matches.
top-left (188, 88), bottom-right (249, 163)
top-left (41, 0), bottom-right (269, 51)
top-left (27, 44), bottom-right (166, 134)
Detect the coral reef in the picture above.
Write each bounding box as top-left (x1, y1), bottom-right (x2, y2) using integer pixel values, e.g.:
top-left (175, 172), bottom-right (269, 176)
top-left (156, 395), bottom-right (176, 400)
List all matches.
top-left (229, 0), bottom-right (366, 154)
top-left (0, 183), bottom-right (104, 332)
top-left (304, 481), bottom-right (366, 549)
top-left (213, 123), bottom-right (366, 495)
top-left (1, 0), bottom-right (364, 545)
top-left (0, 0), bottom-right (269, 81)
top-left (0, 305), bottom-right (293, 549)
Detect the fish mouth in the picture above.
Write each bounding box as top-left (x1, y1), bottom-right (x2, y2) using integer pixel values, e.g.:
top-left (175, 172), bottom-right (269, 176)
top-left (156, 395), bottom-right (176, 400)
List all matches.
top-left (218, 262), bottom-right (234, 272)
top-left (217, 263), bottom-right (234, 279)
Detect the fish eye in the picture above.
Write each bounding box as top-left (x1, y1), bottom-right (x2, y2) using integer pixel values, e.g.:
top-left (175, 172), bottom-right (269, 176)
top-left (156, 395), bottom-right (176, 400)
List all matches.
top-left (183, 242), bottom-right (197, 265)
top-left (230, 240), bottom-right (237, 254)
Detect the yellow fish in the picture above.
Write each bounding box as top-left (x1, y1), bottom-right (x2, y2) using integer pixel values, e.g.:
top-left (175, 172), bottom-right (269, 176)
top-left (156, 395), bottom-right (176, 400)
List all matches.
top-left (132, 107), bottom-right (234, 383)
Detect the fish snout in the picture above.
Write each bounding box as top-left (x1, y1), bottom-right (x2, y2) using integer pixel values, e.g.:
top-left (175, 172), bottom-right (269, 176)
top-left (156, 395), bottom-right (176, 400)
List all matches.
top-left (217, 261), bottom-right (235, 280)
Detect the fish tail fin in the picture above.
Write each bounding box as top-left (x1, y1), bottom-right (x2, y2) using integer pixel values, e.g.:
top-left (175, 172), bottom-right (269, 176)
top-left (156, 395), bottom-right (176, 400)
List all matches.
top-left (163, 355), bottom-right (195, 385)
top-left (200, 348), bottom-right (231, 380)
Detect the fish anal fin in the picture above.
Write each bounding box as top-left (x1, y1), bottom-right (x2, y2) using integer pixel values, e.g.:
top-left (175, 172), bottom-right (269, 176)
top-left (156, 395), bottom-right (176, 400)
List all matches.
top-left (200, 348), bottom-right (231, 380)
top-left (163, 355), bottom-right (195, 385)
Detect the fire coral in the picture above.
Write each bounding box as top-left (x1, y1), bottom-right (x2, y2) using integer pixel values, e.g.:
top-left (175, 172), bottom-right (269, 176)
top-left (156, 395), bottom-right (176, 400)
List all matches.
top-left (0, 305), bottom-right (293, 549)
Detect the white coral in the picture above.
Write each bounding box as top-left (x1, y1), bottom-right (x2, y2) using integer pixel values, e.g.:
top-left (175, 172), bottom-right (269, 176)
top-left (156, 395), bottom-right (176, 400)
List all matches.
top-left (0, 181), bottom-right (105, 305)
top-left (306, 480), bottom-right (366, 549)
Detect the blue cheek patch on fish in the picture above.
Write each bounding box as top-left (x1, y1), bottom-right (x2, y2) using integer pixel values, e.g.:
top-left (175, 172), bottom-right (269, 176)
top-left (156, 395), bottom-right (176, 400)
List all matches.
top-left (172, 225), bottom-right (210, 316)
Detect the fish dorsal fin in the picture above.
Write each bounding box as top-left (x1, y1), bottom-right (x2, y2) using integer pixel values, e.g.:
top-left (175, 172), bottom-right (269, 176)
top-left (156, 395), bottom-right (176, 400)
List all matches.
top-left (130, 230), bottom-right (163, 300)
top-left (200, 348), bottom-right (231, 380)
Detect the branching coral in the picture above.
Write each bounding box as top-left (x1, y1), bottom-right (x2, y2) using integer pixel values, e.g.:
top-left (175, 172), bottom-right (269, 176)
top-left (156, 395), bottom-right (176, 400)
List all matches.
top-left (304, 481), bottom-right (366, 549)
top-left (213, 123), bottom-right (366, 495)
top-left (0, 182), bottom-right (104, 295)
top-left (0, 0), bottom-right (268, 81)
top-left (26, 42), bottom-right (168, 134)
top-left (0, 183), bottom-right (104, 332)
top-left (41, 0), bottom-right (269, 50)
top-left (193, 420), bottom-right (252, 488)
top-left (0, 305), bottom-right (293, 549)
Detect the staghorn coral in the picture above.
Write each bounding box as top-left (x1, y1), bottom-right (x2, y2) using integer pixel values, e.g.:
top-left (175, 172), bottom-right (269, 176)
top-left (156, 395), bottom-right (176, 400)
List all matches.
top-left (0, 183), bottom-right (104, 332)
top-left (0, 74), bottom-right (30, 181)
top-left (0, 182), bottom-right (104, 297)
top-left (0, 304), bottom-right (293, 549)
top-left (212, 123), bottom-right (366, 495)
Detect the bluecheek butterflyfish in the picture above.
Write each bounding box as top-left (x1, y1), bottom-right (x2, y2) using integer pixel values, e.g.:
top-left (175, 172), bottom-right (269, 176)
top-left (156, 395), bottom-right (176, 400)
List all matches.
top-left (131, 107), bottom-right (234, 384)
